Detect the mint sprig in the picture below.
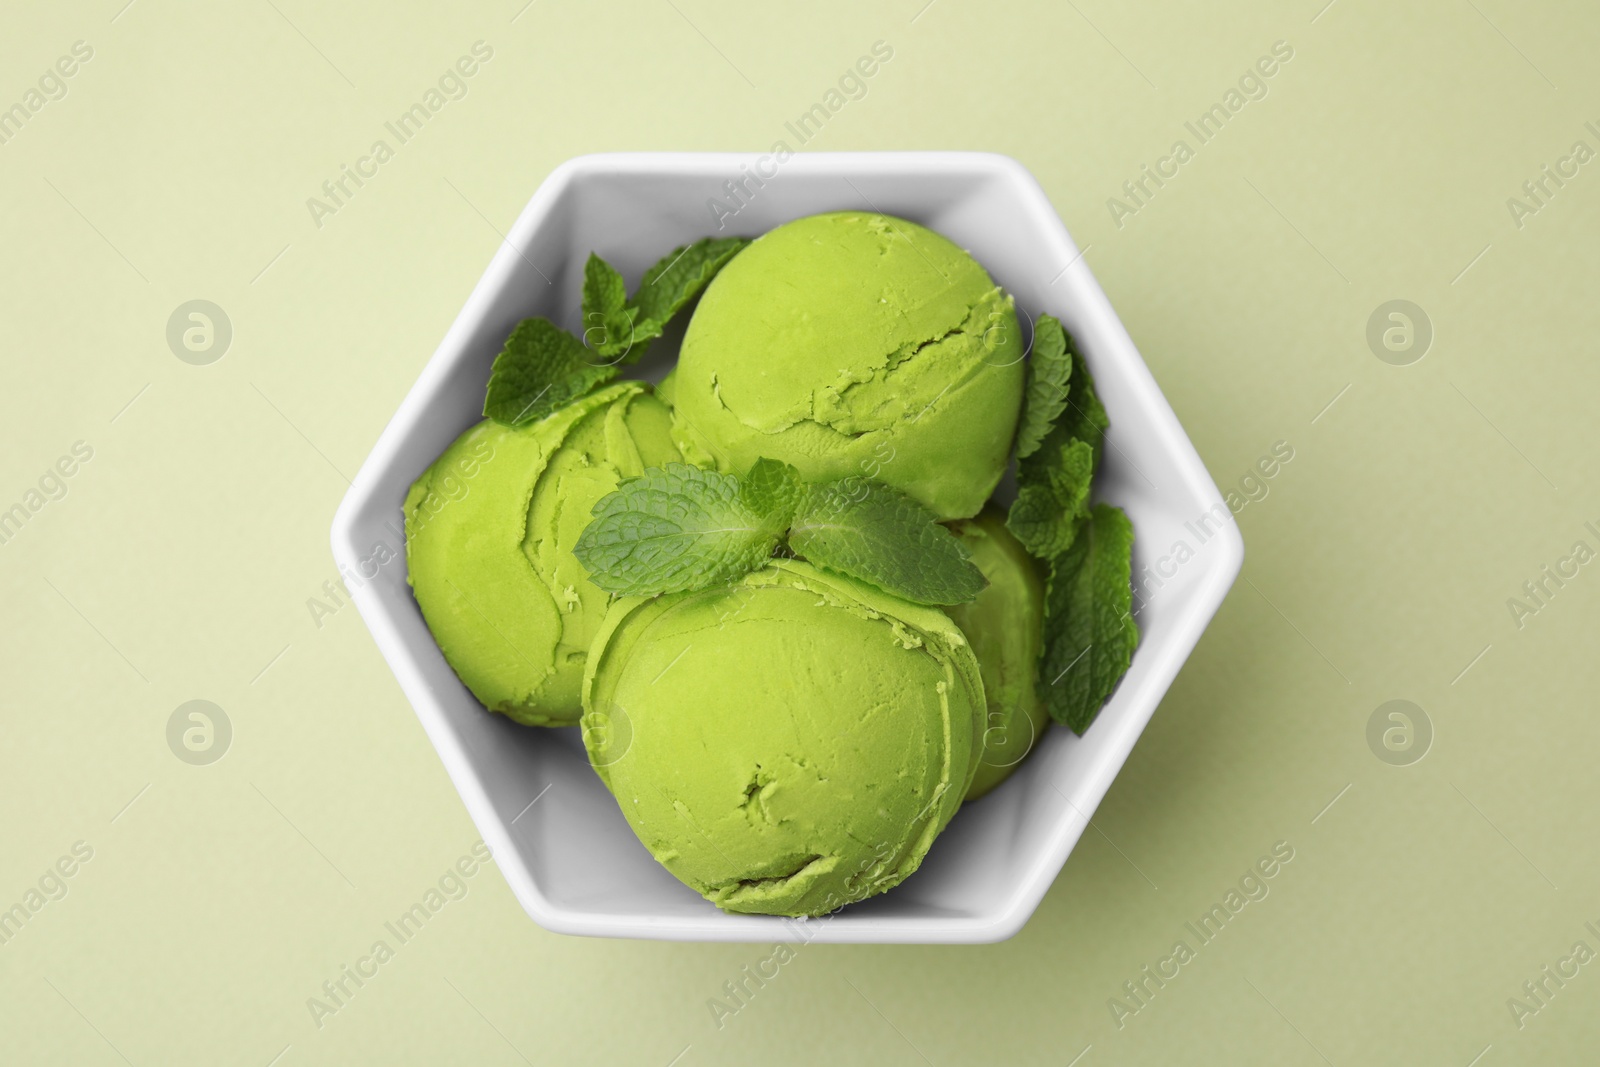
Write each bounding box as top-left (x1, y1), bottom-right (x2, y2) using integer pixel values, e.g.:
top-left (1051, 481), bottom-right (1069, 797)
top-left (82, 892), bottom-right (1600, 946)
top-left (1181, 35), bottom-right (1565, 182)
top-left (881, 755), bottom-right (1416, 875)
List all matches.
top-left (1005, 313), bottom-right (1136, 734)
top-left (1007, 323), bottom-right (1108, 557)
top-left (483, 317), bottom-right (619, 427)
top-left (790, 479), bottom-right (986, 606)
top-left (572, 463), bottom-right (792, 597)
top-left (1041, 504), bottom-right (1138, 733)
top-left (1006, 442), bottom-right (1092, 559)
top-left (484, 236), bottom-right (748, 427)
top-left (574, 460), bottom-right (985, 606)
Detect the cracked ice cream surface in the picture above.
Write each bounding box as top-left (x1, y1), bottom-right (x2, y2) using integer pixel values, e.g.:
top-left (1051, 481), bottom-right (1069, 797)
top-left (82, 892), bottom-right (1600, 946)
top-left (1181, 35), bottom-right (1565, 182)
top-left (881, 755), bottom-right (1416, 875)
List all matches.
top-left (669, 211), bottom-right (1025, 519)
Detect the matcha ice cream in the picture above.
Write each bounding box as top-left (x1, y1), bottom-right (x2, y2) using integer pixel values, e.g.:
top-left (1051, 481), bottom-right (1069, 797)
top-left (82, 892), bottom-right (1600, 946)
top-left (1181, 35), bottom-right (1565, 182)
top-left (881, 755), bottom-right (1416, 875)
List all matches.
top-left (582, 560), bottom-right (986, 916)
top-left (398, 213), bottom-right (1139, 923)
top-left (404, 381), bottom-right (678, 725)
top-left (669, 211), bottom-right (1025, 519)
top-left (947, 508), bottom-right (1049, 800)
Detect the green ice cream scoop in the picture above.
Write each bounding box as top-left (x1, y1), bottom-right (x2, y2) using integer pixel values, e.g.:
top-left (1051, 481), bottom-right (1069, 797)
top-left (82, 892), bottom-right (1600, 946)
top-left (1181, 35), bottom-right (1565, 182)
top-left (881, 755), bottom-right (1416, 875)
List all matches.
top-left (946, 508), bottom-right (1049, 800)
top-left (582, 559), bottom-right (986, 916)
top-left (404, 381), bottom-right (679, 726)
top-left (668, 211), bottom-right (1025, 519)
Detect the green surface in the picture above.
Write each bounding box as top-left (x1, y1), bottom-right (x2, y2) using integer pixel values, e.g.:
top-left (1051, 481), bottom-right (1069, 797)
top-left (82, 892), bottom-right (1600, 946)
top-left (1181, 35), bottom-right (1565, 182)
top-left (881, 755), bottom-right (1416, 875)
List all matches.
top-left (2, 1), bottom-right (1598, 1063)
top-left (584, 560), bottom-right (983, 916)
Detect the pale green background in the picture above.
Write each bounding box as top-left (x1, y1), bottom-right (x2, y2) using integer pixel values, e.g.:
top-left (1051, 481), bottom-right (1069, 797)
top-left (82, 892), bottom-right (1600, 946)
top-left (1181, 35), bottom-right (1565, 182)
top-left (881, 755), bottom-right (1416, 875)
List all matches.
top-left (3, 0), bottom-right (1597, 1063)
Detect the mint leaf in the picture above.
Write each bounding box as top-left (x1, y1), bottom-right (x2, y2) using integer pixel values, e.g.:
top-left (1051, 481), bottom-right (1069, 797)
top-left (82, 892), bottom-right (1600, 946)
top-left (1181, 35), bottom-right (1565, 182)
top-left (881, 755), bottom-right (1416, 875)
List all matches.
top-left (1007, 444), bottom-right (1090, 558)
top-left (483, 317), bottom-right (617, 426)
top-left (573, 463), bottom-right (789, 596)
top-left (1019, 345), bottom-right (1107, 483)
top-left (1008, 432), bottom-right (1094, 555)
top-left (582, 253), bottom-right (627, 323)
top-left (1008, 339), bottom-right (1137, 732)
top-left (1015, 315), bottom-right (1073, 459)
top-left (738, 458), bottom-right (803, 528)
top-left (1057, 345), bottom-right (1109, 459)
top-left (581, 254), bottom-right (641, 360)
top-left (574, 456), bottom-right (987, 604)
top-left (624, 237), bottom-right (748, 353)
top-left (789, 479), bottom-right (986, 606)
top-left (1008, 342), bottom-right (1108, 555)
top-left (1040, 504), bottom-right (1138, 734)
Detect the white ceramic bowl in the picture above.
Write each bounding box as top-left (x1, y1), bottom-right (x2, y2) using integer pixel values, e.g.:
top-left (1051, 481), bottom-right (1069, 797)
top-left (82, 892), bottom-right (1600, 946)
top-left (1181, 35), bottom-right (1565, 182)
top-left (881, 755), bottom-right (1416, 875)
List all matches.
top-left (330, 152), bottom-right (1242, 943)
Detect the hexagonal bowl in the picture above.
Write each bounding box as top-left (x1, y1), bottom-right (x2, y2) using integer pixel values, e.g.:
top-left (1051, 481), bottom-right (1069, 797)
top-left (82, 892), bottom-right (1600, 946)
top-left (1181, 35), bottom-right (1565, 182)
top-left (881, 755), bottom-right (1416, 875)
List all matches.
top-left (330, 152), bottom-right (1243, 943)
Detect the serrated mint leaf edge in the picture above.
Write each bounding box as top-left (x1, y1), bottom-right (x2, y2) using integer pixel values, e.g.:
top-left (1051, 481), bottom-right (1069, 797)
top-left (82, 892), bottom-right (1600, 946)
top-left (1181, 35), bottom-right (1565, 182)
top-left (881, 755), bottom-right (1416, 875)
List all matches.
top-left (1015, 314), bottom-right (1073, 460)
